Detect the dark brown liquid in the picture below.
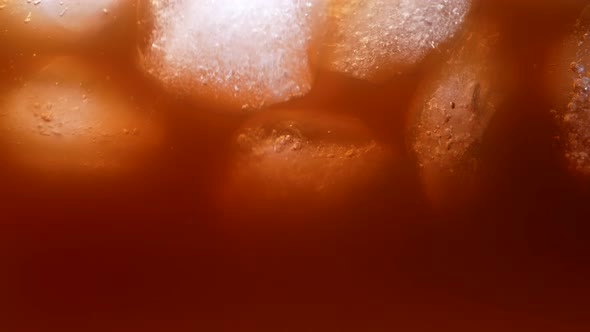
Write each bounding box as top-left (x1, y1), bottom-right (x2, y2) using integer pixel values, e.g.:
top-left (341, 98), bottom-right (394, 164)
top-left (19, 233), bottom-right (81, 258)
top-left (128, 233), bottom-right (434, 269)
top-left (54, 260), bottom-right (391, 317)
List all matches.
top-left (0, 2), bottom-right (589, 331)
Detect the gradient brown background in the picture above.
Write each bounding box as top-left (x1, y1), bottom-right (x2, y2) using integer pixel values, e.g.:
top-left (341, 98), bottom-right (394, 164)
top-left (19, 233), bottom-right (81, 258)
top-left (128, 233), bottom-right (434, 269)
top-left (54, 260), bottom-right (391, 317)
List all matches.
top-left (0, 1), bottom-right (589, 331)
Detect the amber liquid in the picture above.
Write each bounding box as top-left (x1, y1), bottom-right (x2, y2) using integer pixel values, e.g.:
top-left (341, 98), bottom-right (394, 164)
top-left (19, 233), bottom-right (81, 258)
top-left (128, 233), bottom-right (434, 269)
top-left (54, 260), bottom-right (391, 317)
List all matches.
top-left (0, 2), bottom-right (589, 331)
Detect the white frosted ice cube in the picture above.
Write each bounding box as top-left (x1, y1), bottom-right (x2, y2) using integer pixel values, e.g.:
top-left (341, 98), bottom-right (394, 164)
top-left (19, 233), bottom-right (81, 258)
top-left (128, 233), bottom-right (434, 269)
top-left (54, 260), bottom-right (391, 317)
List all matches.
top-left (321, 0), bottom-right (472, 82)
top-left (139, 0), bottom-right (328, 110)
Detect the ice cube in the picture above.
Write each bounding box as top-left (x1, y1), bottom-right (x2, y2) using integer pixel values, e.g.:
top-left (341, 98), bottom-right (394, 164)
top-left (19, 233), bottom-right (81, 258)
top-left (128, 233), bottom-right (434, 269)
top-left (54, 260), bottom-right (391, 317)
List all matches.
top-left (546, 6), bottom-right (590, 177)
top-left (321, 0), bottom-right (472, 82)
top-left (0, 57), bottom-right (163, 175)
top-left (138, 0), bottom-right (328, 111)
top-left (0, 0), bottom-right (132, 50)
top-left (221, 109), bottom-right (394, 209)
top-left (407, 20), bottom-right (504, 208)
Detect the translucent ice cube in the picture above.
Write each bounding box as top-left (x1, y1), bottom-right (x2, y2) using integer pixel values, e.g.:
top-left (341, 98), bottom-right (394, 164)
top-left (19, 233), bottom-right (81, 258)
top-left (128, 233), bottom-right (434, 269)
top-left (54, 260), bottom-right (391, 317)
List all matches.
top-left (0, 0), bottom-right (132, 49)
top-left (138, 0), bottom-right (328, 111)
top-left (407, 21), bottom-right (503, 208)
top-left (321, 0), bottom-right (472, 82)
top-left (0, 57), bottom-right (163, 175)
top-left (546, 6), bottom-right (590, 177)
top-left (222, 109), bottom-right (393, 207)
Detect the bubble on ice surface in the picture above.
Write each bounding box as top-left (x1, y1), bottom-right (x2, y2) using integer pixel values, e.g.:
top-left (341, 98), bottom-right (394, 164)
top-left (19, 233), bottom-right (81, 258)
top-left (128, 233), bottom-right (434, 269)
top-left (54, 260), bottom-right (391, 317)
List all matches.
top-left (408, 21), bottom-right (502, 207)
top-left (549, 6), bottom-right (590, 176)
top-left (322, 0), bottom-right (472, 82)
top-left (139, 0), bottom-right (328, 110)
top-left (224, 110), bottom-right (393, 204)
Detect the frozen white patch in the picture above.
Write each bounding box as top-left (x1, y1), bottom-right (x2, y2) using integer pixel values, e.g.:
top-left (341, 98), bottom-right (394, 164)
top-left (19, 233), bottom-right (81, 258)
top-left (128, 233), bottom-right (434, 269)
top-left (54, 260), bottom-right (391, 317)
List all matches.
top-left (140, 0), bottom-right (327, 110)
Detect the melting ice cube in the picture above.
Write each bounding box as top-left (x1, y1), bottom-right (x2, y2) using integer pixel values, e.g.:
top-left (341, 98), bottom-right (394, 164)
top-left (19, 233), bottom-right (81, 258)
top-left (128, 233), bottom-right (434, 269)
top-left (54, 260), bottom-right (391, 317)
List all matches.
top-left (138, 0), bottom-right (328, 111)
top-left (546, 6), bottom-right (590, 177)
top-left (222, 109), bottom-right (393, 208)
top-left (0, 0), bottom-right (131, 48)
top-left (407, 20), bottom-right (504, 208)
top-left (321, 0), bottom-right (472, 82)
top-left (0, 57), bottom-right (163, 175)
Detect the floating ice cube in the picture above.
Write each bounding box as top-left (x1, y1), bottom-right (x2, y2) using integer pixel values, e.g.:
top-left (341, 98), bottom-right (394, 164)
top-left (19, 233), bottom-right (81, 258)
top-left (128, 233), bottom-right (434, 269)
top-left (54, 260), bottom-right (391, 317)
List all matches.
top-left (0, 57), bottom-right (163, 175)
top-left (222, 109), bottom-right (393, 207)
top-left (321, 0), bottom-right (472, 82)
top-left (138, 0), bottom-right (328, 111)
top-left (407, 21), bottom-right (503, 208)
top-left (0, 0), bottom-right (132, 49)
top-left (546, 6), bottom-right (590, 177)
